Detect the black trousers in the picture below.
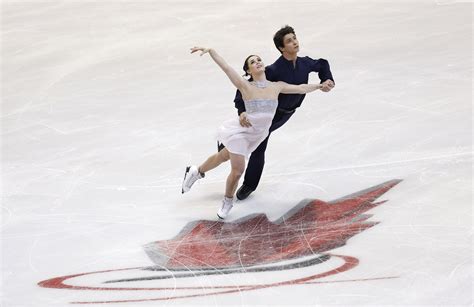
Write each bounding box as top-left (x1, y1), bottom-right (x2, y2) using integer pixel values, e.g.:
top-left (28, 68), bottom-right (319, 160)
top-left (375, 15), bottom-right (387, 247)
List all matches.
top-left (242, 110), bottom-right (294, 190)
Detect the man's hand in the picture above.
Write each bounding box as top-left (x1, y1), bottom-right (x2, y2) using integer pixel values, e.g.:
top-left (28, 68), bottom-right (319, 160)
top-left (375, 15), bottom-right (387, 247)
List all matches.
top-left (239, 112), bottom-right (252, 127)
top-left (321, 79), bottom-right (335, 92)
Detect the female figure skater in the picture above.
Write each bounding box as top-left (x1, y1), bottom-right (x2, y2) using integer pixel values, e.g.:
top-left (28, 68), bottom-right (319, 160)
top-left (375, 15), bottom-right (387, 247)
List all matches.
top-left (182, 47), bottom-right (322, 219)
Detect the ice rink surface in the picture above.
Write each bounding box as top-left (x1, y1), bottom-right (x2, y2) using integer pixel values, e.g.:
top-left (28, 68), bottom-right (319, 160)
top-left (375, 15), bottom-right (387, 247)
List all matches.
top-left (1, 1), bottom-right (472, 306)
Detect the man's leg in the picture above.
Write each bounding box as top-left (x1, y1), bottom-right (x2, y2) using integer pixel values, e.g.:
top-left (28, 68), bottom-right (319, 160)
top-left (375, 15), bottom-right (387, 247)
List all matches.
top-left (236, 111), bottom-right (293, 200)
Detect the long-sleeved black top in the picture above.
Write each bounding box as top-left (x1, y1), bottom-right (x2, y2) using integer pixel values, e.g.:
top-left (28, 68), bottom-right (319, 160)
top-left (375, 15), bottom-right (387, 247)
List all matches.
top-left (234, 55), bottom-right (334, 115)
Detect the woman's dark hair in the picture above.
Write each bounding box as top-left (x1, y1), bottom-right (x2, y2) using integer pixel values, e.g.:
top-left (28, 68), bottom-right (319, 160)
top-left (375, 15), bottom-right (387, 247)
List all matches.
top-left (242, 54), bottom-right (257, 80)
top-left (273, 25), bottom-right (295, 53)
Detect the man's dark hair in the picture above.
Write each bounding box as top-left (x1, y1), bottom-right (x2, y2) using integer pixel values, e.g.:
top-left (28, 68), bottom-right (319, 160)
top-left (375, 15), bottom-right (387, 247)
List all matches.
top-left (273, 25), bottom-right (296, 53)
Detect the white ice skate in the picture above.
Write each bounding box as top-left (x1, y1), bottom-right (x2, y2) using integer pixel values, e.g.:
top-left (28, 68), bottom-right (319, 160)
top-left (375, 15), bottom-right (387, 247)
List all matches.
top-left (217, 197), bottom-right (234, 219)
top-left (181, 166), bottom-right (204, 194)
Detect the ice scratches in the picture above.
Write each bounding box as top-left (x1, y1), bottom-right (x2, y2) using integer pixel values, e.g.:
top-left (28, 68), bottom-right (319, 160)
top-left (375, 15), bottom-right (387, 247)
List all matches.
top-left (1, 206), bottom-right (13, 229)
top-left (268, 152), bottom-right (472, 178)
top-left (104, 255), bottom-right (330, 283)
top-left (144, 222), bottom-right (243, 294)
top-left (435, 0), bottom-right (465, 5)
top-left (28, 238), bottom-right (40, 273)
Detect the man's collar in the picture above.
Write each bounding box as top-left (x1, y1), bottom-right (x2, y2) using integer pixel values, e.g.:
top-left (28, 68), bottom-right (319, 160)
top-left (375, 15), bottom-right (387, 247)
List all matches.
top-left (279, 55), bottom-right (298, 63)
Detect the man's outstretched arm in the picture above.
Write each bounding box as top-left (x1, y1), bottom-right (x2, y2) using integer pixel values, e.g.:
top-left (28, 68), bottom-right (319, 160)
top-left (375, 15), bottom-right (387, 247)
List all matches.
top-left (233, 89), bottom-right (245, 115)
top-left (311, 58), bottom-right (335, 92)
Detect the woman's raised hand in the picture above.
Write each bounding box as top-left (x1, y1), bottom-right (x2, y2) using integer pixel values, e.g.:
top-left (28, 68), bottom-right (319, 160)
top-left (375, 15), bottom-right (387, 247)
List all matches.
top-left (189, 47), bottom-right (244, 90)
top-left (190, 46), bottom-right (210, 56)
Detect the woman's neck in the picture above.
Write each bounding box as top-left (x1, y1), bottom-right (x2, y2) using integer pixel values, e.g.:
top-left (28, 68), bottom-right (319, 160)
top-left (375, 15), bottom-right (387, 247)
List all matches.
top-left (251, 72), bottom-right (266, 82)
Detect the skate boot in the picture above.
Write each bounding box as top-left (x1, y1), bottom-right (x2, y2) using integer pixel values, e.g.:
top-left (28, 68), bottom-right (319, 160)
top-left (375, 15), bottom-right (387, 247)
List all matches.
top-left (236, 184), bottom-right (254, 200)
top-left (217, 141), bottom-right (225, 152)
top-left (217, 196), bottom-right (234, 219)
top-left (181, 166), bottom-right (204, 194)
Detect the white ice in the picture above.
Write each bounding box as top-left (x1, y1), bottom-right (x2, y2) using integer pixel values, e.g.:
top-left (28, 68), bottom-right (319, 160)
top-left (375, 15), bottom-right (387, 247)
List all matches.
top-left (1, 1), bottom-right (472, 306)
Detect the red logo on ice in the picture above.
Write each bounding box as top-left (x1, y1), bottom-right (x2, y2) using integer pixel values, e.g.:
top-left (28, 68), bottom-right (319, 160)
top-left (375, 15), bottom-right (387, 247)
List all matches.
top-left (144, 179), bottom-right (401, 269)
top-left (38, 179), bottom-right (402, 304)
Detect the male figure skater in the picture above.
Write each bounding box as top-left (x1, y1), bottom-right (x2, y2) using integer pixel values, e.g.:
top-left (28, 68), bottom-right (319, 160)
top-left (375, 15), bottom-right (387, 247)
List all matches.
top-left (233, 25), bottom-right (335, 200)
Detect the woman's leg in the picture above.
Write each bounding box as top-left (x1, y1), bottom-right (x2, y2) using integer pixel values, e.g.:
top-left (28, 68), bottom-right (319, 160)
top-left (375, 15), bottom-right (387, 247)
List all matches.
top-left (217, 152), bottom-right (245, 218)
top-left (225, 153), bottom-right (246, 198)
top-left (199, 148), bottom-right (230, 173)
top-left (182, 148), bottom-right (230, 194)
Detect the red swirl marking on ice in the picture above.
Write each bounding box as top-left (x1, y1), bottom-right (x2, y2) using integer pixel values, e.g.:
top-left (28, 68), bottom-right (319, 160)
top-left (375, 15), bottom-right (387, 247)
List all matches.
top-left (38, 254), bottom-right (360, 304)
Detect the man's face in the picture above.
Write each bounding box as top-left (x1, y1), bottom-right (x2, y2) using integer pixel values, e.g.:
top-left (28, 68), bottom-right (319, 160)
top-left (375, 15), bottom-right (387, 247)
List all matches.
top-left (280, 33), bottom-right (299, 54)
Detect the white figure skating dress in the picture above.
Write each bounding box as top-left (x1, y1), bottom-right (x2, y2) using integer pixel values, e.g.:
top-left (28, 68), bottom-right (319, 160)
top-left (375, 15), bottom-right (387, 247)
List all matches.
top-left (217, 96), bottom-right (277, 158)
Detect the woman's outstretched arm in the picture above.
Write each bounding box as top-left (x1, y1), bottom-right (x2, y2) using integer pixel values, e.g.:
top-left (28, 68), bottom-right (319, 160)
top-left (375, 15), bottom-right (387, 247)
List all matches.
top-left (277, 81), bottom-right (322, 94)
top-left (191, 47), bottom-right (248, 91)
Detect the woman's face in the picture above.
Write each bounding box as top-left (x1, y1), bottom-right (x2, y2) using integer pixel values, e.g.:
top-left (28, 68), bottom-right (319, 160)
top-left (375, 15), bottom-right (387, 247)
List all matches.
top-left (246, 55), bottom-right (265, 76)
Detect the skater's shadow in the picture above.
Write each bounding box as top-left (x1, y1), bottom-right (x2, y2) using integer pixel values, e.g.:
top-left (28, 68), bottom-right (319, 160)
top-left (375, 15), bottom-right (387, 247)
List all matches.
top-left (202, 192), bottom-right (226, 202)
